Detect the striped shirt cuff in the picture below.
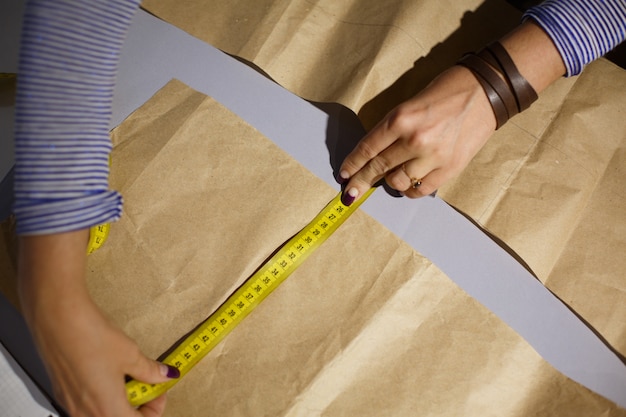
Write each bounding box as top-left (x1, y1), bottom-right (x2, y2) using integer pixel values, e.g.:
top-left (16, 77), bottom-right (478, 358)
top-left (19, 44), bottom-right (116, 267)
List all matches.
top-left (14, 0), bottom-right (140, 235)
top-left (13, 191), bottom-right (123, 236)
top-left (524, 0), bottom-right (626, 76)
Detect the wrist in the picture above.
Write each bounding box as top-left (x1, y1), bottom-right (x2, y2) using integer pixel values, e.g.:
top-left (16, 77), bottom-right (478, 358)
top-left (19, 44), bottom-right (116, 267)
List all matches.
top-left (446, 65), bottom-right (499, 131)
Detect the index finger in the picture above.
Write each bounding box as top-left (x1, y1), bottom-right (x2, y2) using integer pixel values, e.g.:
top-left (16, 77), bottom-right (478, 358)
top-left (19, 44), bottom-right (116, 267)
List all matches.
top-left (337, 124), bottom-right (404, 206)
top-left (338, 119), bottom-right (399, 183)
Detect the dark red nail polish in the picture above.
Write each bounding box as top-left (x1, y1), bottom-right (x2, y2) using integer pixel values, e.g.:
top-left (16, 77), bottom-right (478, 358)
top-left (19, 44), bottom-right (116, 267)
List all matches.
top-left (341, 191), bottom-right (356, 206)
top-left (166, 365), bottom-right (180, 379)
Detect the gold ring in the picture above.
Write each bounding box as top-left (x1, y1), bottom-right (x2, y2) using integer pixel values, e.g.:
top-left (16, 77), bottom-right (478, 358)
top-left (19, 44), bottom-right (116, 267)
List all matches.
top-left (402, 163), bottom-right (422, 189)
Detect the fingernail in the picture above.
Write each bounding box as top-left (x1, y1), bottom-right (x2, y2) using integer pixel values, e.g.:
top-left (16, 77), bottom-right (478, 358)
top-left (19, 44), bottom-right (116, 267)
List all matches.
top-left (341, 187), bottom-right (358, 206)
top-left (162, 364), bottom-right (180, 379)
top-left (335, 170), bottom-right (349, 184)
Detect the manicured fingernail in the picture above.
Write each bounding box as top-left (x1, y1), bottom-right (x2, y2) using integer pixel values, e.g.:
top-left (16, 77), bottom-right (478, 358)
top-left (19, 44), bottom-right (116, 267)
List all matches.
top-left (162, 364), bottom-right (180, 379)
top-left (335, 170), bottom-right (349, 184)
top-left (341, 187), bottom-right (358, 206)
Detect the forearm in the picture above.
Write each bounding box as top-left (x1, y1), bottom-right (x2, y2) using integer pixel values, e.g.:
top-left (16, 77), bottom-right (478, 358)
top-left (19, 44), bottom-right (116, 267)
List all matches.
top-left (498, 20), bottom-right (566, 94)
top-left (18, 229), bottom-right (90, 330)
top-left (451, 19), bottom-right (566, 132)
top-left (462, 0), bottom-right (626, 128)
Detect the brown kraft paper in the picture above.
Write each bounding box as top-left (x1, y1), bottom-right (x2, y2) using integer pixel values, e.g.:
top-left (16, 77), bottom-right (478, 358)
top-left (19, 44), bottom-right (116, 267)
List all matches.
top-left (79, 79), bottom-right (624, 416)
top-left (140, 0), bottom-right (626, 366)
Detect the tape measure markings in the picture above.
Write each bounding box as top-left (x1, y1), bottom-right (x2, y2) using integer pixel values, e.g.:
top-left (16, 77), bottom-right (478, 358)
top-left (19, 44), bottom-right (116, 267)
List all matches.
top-left (87, 223), bottom-right (110, 254)
top-left (125, 187), bottom-right (375, 406)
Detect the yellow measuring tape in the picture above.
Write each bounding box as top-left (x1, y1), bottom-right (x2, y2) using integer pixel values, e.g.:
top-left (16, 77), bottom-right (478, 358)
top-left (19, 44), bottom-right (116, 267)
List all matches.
top-left (86, 223), bottom-right (110, 254)
top-left (121, 187), bottom-right (375, 406)
top-left (86, 187), bottom-right (375, 404)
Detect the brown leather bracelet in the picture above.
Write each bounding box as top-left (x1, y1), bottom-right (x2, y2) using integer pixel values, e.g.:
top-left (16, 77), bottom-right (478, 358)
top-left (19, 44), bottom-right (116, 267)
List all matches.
top-left (485, 41), bottom-right (538, 112)
top-left (457, 55), bottom-right (508, 129)
top-left (477, 47), bottom-right (520, 111)
top-left (458, 53), bottom-right (515, 129)
top-left (458, 53), bottom-right (518, 120)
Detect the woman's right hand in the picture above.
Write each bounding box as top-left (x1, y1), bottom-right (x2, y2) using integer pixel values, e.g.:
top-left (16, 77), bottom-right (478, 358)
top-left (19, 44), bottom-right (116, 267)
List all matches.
top-left (337, 20), bottom-right (566, 207)
top-left (337, 65), bottom-right (496, 205)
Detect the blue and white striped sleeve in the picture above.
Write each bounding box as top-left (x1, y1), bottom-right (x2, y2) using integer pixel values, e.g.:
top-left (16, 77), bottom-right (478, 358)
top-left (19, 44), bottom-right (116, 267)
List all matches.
top-left (14, 0), bottom-right (141, 235)
top-left (524, 0), bottom-right (626, 76)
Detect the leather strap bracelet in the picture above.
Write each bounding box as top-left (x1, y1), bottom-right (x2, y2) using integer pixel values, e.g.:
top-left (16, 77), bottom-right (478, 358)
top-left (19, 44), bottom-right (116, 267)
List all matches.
top-left (484, 41), bottom-right (538, 112)
top-left (458, 41), bottom-right (538, 129)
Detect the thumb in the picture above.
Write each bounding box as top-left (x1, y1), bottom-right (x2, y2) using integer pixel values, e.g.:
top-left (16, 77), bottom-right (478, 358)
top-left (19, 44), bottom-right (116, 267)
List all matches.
top-left (129, 354), bottom-right (180, 385)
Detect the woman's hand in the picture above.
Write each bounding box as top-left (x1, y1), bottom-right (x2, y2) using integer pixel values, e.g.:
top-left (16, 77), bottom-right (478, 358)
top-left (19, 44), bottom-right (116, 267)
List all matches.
top-left (18, 229), bottom-right (179, 417)
top-left (337, 65), bottom-right (496, 205)
top-left (337, 20), bottom-right (566, 206)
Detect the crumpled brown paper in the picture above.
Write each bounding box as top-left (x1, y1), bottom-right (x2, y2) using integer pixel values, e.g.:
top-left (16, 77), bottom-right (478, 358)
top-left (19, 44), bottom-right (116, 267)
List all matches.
top-left (140, 0), bottom-right (522, 128)
top-left (0, 74), bottom-right (622, 415)
top-left (83, 79), bottom-right (624, 416)
top-left (140, 0), bottom-right (626, 367)
top-left (439, 58), bottom-right (626, 357)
